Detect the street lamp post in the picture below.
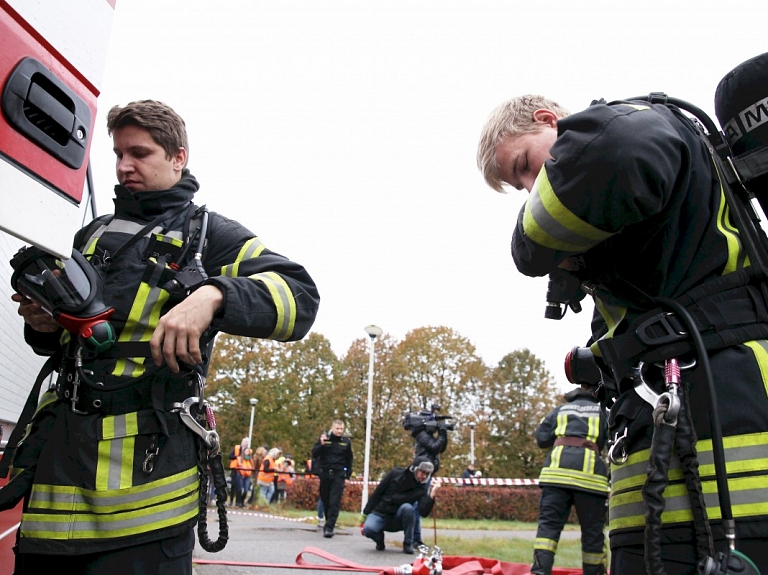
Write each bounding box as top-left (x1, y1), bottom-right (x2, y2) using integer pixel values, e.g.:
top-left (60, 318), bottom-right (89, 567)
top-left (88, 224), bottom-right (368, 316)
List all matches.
top-left (468, 421), bottom-right (476, 465)
top-left (362, 324), bottom-right (382, 513)
top-left (248, 398), bottom-right (258, 450)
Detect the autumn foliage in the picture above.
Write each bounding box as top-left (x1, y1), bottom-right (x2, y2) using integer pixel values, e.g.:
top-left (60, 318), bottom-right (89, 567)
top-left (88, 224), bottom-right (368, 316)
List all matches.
top-left (207, 326), bottom-right (562, 481)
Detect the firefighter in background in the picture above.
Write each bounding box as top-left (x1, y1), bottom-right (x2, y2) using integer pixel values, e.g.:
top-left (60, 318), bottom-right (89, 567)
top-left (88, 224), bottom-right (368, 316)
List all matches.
top-left (476, 53), bottom-right (768, 574)
top-left (5, 100), bottom-right (319, 574)
top-left (531, 383), bottom-right (608, 575)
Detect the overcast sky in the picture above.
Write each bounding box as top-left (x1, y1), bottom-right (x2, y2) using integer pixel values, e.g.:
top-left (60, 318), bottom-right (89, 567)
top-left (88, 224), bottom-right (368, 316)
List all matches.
top-left (88, 0), bottom-right (767, 389)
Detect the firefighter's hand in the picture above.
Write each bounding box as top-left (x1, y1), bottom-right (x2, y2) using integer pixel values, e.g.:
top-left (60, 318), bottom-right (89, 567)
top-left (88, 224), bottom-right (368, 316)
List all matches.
top-left (429, 479), bottom-right (441, 499)
top-left (151, 285), bottom-right (223, 373)
top-left (12, 293), bottom-right (59, 332)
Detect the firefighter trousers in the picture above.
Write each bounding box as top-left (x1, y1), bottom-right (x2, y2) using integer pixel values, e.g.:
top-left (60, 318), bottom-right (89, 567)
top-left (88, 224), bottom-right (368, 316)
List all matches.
top-left (532, 486), bottom-right (607, 575)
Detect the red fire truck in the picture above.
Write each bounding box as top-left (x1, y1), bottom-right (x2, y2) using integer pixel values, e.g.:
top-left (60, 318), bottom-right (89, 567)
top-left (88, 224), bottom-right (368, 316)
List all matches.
top-left (0, 1), bottom-right (115, 570)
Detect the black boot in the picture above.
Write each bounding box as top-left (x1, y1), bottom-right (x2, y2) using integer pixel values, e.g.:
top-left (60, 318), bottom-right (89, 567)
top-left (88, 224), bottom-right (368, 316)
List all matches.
top-left (582, 563), bottom-right (606, 575)
top-left (323, 525), bottom-right (334, 538)
top-left (531, 550), bottom-right (555, 575)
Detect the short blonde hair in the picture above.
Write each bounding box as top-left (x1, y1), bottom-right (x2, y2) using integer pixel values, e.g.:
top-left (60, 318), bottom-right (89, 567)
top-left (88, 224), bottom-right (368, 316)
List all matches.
top-left (477, 95), bottom-right (569, 193)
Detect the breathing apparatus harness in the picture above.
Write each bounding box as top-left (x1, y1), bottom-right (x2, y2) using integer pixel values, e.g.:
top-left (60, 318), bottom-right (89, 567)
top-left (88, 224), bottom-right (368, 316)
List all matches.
top-left (2, 202), bottom-right (229, 552)
top-left (550, 93), bottom-right (768, 574)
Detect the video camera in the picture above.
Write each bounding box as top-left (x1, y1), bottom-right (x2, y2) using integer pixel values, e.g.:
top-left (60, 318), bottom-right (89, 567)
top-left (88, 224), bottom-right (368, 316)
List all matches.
top-left (402, 404), bottom-right (456, 433)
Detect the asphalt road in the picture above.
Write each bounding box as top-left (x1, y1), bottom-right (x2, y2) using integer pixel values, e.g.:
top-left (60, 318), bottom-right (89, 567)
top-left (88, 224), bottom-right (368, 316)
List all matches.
top-left (192, 508), bottom-right (582, 575)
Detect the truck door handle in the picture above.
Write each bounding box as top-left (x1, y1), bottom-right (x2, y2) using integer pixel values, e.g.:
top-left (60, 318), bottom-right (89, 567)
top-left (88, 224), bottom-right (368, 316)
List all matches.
top-left (1, 57), bottom-right (91, 170)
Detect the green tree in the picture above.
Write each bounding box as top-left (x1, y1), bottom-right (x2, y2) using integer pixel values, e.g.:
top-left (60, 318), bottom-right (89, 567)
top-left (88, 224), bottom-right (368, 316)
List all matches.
top-left (483, 348), bottom-right (560, 479)
top-left (207, 333), bottom-right (339, 463)
top-left (338, 334), bottom-right (401, 480)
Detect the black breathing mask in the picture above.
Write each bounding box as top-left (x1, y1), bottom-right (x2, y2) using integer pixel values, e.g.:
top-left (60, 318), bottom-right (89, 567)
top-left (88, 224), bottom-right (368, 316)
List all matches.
top-left (10, 246), bottom-right (116, 353)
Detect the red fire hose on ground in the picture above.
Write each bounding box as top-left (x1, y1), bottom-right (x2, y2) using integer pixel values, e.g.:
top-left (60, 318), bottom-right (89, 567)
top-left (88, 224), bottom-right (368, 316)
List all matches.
top-left (193, 545), bottom-right (585, 575)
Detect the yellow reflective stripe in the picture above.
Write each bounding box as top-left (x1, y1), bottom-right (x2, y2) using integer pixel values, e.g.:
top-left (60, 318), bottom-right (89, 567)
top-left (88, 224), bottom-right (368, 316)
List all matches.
top-left (28, 467), bottom-right (198, 513)
top-left (539, 468), bottom-right (609, 492)
top-left (524, 171), bottom-right (614, 252)
top-left (716, 187), bottom-right (745, 274)
top-left (587, 413), bottom-right (600, 443)
top-left (621, 104), bottom-right (650, 111)
top-left (96, 414), bottom-right (138, 490)
top-left (221, 238), bottom-right (267, 278)
top-left (21, 490), bottom-right (198, 540)
top-left (114, 283), bottom-right (169, 377)
top-left (251, 271), bottom-right (297, 341)
top-left (555, 413), bottom-right (568, 436)
top-left (745, 340), bottom-right (768, 397)
top-left (609, 474), bottom-right (768, 531)
top-left (583, 551), bottom-right (606, 566)
top-left (534, 537), bottom-right (558, 553)
top-left (611, 431), bottom-right (768, 493)
top-left (593, 299), bottom-right (627, 348)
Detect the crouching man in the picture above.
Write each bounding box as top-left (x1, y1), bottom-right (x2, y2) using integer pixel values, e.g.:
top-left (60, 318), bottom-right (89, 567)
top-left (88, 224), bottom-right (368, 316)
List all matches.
top-left (361, 458), bottom-right (441, 554)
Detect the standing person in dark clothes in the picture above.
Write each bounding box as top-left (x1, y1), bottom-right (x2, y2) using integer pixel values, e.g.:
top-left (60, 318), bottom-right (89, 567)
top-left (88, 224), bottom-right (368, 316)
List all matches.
top-left (311, 420), bottom-right (353, 538)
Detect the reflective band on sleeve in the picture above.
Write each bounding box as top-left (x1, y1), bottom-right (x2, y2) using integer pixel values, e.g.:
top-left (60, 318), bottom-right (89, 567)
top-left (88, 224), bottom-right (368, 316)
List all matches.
top-left (220, 237), bottom-right (267, 278)
top-left (523, 172), bottom-right (614, 252)
top-left (251, 271), bottom-right (297, 341)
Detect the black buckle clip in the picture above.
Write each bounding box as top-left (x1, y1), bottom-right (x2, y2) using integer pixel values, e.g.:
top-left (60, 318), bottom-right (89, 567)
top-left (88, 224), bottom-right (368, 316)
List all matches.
top-left (636, 312), bottom-right (687, 346)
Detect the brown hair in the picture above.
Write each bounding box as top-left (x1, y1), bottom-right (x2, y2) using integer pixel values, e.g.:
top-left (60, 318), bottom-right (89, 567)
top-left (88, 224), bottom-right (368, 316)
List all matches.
top-left (107, 100), bottom-right (189, 164)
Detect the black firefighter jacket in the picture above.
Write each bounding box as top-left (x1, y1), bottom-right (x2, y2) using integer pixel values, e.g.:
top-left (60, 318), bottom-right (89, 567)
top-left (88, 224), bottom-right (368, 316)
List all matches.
top-left (535, 388), bottom-right (608, 495)
top-left (363, 466), bottom-right (434, 518)
top-left (512, 100), bottom-right (768, 546)
top-left (12, 171), bottom-right (320, 555)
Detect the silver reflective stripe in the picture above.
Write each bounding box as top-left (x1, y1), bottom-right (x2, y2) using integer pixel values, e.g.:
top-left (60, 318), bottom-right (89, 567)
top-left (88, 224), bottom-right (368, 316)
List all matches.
top-left (609, 475), bottom-right (768, 531)
top-left (251, 271), bottom-right (296, 341)
top-left (28, 467), bottom-right (198, 512)
top-left (611, 433), bottom-right (768, 492)
top-left (21, 492), bottom-right (198, 539)
top-left (523, 172), bottom-right (613, 252)
top-left (221, 237), bottom-right (267, 278)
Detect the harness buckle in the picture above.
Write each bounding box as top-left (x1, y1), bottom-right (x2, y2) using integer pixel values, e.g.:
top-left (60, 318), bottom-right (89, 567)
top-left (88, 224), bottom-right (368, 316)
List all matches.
top-left (636, 312), bottom-right (687, 346)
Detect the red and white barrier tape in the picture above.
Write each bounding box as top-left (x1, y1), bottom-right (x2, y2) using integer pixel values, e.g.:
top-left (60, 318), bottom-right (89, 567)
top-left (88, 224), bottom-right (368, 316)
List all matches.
top-left (346, 477), bottom-right (539, 486)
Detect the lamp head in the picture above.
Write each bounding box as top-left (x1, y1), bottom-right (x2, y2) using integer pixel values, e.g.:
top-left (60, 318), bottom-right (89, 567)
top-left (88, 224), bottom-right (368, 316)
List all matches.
top-left (249, 398), bottom-right (258, 406)
top-left (364, 325), bottom-right (383, 339)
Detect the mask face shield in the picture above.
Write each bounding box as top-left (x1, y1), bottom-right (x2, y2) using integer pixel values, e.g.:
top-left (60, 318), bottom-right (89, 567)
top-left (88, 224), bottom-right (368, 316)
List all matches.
top-left (10, 247), bottom-right (116, 352)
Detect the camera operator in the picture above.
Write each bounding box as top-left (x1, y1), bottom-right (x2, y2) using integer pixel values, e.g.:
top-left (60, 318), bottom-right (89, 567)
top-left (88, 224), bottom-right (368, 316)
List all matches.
top-left (476, 54), bottom-right (768, 575)
top-left (404, 406), bottom-right (451, 546)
